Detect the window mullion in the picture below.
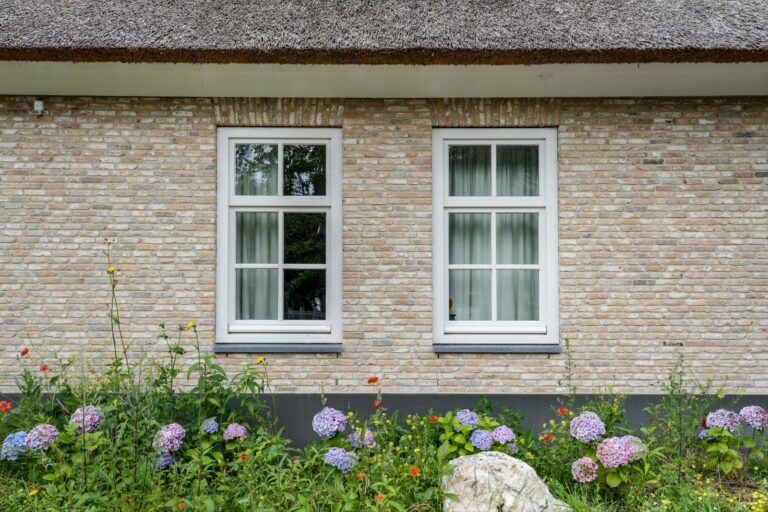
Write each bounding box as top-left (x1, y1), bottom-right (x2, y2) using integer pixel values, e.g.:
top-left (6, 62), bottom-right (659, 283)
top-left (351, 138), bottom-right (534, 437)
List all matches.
top-left (491, 143), bottom-right (497, 198)
top-left (277, 143), bottom-right (284, 197)
top-left (491, 210), bottom-right (497, 322)
top-left (278, 210), bottom-right (284, 321)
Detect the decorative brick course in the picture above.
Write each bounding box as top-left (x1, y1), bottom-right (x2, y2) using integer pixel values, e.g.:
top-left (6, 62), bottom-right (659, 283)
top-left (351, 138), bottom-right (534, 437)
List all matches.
top-left (0, 95), bottom-right (766, 394)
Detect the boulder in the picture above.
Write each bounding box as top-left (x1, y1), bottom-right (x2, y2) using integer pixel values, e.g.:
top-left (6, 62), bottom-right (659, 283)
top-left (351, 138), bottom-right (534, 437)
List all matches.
top-left (442, 451), bottom-right (569, 512)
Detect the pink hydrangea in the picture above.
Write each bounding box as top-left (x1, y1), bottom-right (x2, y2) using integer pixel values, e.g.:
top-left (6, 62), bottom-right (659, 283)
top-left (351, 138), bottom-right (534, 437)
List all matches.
top-left (571, 457), bottom-right (598, 483)
top-left (596, 436), bottom-right (644, 468)
top-left (153, 423), bottom-right (185, 453)
top-left (222, 422), bottom-right (248, 442)
top-left (739, 406), bottom-right (768, 430)
top-left (569, 412), bottom-right (605, 442)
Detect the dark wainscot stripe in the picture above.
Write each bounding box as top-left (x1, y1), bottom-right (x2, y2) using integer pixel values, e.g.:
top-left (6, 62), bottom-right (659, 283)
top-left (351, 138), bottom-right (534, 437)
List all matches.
top-left (214, 344), bottom-right (342, 354)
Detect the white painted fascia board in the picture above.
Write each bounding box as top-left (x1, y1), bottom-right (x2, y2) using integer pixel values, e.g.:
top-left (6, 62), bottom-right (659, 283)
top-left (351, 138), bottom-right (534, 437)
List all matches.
top-left (1, 61), bottom-right (766, 97)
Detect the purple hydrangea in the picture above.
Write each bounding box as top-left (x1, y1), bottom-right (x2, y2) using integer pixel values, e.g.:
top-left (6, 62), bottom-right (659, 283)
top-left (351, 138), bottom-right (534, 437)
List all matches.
top-left (456, 409), bottom-right (480, 428)
top-left (572, 457), bottom-right (598, 483)
top-left (706, 409), bottom-right (741, 432)
top-left (201, 418), bottom-right (219, 434)
top-left (596, 436), bottom-right (639, 468)
top-left (153, 423), bottom-right (185, 453)
top-left (739, 406), bottom-right (768, 430)
top-left (312, 407), bottom-right (347, 438)
top-left (492, 425), bottom-right (516, 444)
top-left (470, 429), bottom-right (494, 451)
top-left (70, 405), bottom-right (105, 433)
top-left (348, 428), bottom-right (376, 449)
top-left (25, 424), bottom-right (58, 452)
top-left (222, 423), bottom-right (248, 442)
top-left (621, 435), bottom-right (646, 459)
top-left (508, 443), bottom-right (520, 455)
top-left (155, 451), bottom-right (176, 470)
top-left (1, 432), bottom-right (27, 461)
top-left (323, 447), bottom-right (358, 472)
top-left (569, 412), bottom-right (606, 443)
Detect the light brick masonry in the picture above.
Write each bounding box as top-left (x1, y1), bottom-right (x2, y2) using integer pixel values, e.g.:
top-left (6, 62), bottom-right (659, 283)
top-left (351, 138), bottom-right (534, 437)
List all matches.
top-left (0, 96), bottom-right (766, 394)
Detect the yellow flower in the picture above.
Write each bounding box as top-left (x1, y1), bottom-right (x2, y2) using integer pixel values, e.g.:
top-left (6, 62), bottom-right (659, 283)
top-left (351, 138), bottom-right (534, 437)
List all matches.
top-left (347, 411), bottom-right (354, 418)
top-left (187, 321), bottom-right (196, 329)
top-left (29, 489), bottom-right (38, 496)
top-left (255, 356), bottom-right (265, 364)
top-left (107, 266), bottom-right (117, 274)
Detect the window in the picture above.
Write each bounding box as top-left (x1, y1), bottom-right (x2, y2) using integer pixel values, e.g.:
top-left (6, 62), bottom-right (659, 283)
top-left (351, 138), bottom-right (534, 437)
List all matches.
top-left (216, 128), bottom-right (342, 348)
top-left (432, 129), bottom-right (559, 348)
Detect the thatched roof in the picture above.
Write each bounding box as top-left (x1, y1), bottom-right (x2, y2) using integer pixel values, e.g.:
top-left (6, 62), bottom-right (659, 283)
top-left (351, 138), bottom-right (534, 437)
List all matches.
top-left (1, 0), bottom-right (766, 65)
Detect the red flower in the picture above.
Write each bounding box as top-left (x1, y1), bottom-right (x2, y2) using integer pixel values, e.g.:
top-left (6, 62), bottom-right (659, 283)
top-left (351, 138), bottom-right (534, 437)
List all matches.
top-left (542, 433), bottom-right (553, 445)
top-left (240, 453), bottom-right (249, 462)
top-left (701, 416), bottom-right (708, 428)
top-left (178, 504), bottom-right (186, 510)
top-left (0, 401), bottom-right (13, 413)
top-left (429, 415), bottom-right (439, 423)
top-left (375, 494), bottom-right (385, 504)
top-left (39, 364), bottom-right (49, 373)
top-left (367, 376), bottom-right (380, 384)
top-left (19, 347), bottom-right (29, 357)
top-left (556, 407), bottom-right (568, 417)
top-left (372, 400), bottom-right (381, 410)
top-left (357, 472), bottom-right (368, 481)
top-left (409, 466), bottom-right (421, 477)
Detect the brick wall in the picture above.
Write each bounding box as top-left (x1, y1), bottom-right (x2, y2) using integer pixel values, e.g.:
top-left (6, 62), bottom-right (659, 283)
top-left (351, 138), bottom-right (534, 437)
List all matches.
top-left (0, 96), bottom-right (766, 394)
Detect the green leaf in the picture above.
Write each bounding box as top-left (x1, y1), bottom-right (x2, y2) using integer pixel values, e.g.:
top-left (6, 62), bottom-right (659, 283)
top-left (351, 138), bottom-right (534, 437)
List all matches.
top-left (742, 438), bottom-right (757, 449)
top-left (606, 471), bottom-right (622, 488)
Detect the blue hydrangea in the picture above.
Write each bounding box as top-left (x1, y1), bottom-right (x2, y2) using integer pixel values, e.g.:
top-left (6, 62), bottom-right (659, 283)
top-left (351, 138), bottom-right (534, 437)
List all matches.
top-left (569, 412), bottom-right (606, 442)
top-left (508, 442), bottom-right (520, 454)
top-left (470, 429), bottom-right (494, 451)
top-left (492, 425), bottom-right (516, 444)
top-left (25, 424), bottom-right (58, 451)
top-left (155, 451), bottom-right (176, 470)
top-left (1, 432), bottom-right (27, 461)
top-left (201, 418), bottom-right (219, 434)
top-left (312, 407), bottom-right (347, 438)
top-left (348, 428), bottom-right (376, 448)
top-left (323, 447), bottom-right (358, 472)
top-left (456, 409), bottom-right (480, 428)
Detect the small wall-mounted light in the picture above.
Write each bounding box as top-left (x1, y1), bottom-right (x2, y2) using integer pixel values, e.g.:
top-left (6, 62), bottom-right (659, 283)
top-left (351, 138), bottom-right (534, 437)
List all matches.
top-left (33, 99), bottom-right (44, 116)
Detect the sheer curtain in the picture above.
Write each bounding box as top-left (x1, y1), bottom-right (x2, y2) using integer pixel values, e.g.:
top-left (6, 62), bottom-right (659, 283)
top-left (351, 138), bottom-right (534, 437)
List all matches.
top-left (449, 213), bottom-right (490, 321)
top-left (236, 212), bottom-right (278, 319)
top-left (497, 145), bottom-right (538, 196)
top-left (497, 213), bottom-right (539, 321)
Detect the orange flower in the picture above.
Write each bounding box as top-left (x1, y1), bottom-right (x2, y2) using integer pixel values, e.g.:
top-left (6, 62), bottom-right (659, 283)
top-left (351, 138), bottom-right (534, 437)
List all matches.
top-left (357, 472), bottom-right (368, 481)
top-left (39, 364), bottom-right (49, 373)
top-left (367, 376), bottom-right (380, 384)
top-left (556, 407), bottom-right (568, 417)
top-left (429, 415), bottom-right (439, 423)
top-left (19, 347), bottom-right (29, 357)
top-left (240, 453), bottom-right (249, 462)
top-left (542, 433), bottom-right (553, 445)
top-left (409, 466), bottom-right (421, 477)
top-left (0, 401), bottom-right (13, 413)
top-left (372, 400), bottom-right (381, 410)
top-left (375, 494), bottom-right (385, 504)
top-left (178, 503), bottom-right (186, 510)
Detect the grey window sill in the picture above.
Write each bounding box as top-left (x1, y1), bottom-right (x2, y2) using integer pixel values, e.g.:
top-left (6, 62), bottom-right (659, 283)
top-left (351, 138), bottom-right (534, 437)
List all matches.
top-left (433, 344), bottom-right (561, 354)
top-left (214, 344), bottom-right (342, 354)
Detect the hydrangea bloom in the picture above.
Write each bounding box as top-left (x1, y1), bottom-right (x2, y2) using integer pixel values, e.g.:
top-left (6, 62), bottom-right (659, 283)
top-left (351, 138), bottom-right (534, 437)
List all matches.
top-left (155, 451), bottom-right (176, 470)
top-left (25, 424), bottom-right (58, 451)
top-left (153, 423), bottom-right (185, 453)
top-left (569, 412), bottom-right (606, 442)
top-left (572, 457), bottom-right (598, 483)
top-left (739, 406), bottom-right (768, 430)
top-left (621, 435), bottom-right (646, 458)
top-left (201, 418), bottom-right (219, 434)
top-left (706, 409), bottom-right (741, 432)
top-left (312, 407), bottom-right (347, 438)
top-left (324, 447), bottom-right (358, 472)
top-left (596, 436), bottom-right (639, 468)
top-left (222, 423), bottom-right (248, 442)
top-left (508, 443), bottom-right (520, 455)
top-left (70, 405), bottom-right (105, 433)
top-left (456, 409), bottom-right (480, 428)
top-left (348, 428), bottom-right (376, 448)
top-left (1, 432), bottom-right (27, 461)
top-left (470, 429), bottom-right (494, 451)
top-left (492, 425), bottom-right (516, 444)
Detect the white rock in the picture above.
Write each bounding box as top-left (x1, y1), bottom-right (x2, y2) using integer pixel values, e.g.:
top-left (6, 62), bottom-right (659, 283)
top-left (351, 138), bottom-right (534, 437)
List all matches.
top-left (442, 451), bottom-right (569, 512)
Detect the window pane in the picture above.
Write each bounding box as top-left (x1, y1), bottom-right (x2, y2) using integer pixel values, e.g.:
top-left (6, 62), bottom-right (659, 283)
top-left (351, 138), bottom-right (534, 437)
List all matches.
top-left (284, 212), bottom-right (326, 264)
top-left (449, 145), bottom-right (491, 196)
top-left (236, 269), bottom-right (278, 320)
top-left (497, 213), bottom-right (538, 265)
top-left (449, 269), bottom-right (491, 321)
top-left (236, 212), bottom-right (278, 264)
top-left (284, 144), bottom-right (326, 196)
top-left (284, 269), bottom-right (326, 320)
top-left (449, 213), bottom-right (490, 264)
top-left (497, 145), bottom-right (539, 196)
top-left (235, 144), bottom-right (278, 195)
top-left (497, 270), bottom-right (539, 321)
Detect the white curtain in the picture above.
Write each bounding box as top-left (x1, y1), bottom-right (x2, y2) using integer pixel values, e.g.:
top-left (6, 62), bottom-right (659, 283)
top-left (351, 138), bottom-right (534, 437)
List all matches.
top-left (236, 212), bottom-right (278, 320)
top-left (449, 146), bottom-right (491, 196)
top-left (497, 145), bottom-right (538, 196)
top-left (449, 213), bottom-right (491, 320)
top-left (235, 144), bottom-right (278, 196)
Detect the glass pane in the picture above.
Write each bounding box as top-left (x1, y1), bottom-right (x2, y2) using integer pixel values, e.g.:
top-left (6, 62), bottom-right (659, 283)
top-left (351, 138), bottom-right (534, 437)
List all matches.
top-left (498, 270), bottom-right (539, 321)
top-left (497, 145), bottom-right (539, 196)
top-left (284, 213), bottom-right (326, 264)
top-left (236, 269), bottom-right (278, 320)
top-left (284, 269), bottom-right (326, 320)
top-left (236, 212), bottom-right (278, 264)
top-left (497, 213), bottom-right (538, 265)
top-left (235, 144), bottom-right (278, 195)
top-left (449, 145), bottom-right (491, 196)
top-left (284, 144), bottom-right (326, 196)
top-left (449, 269), bottom-right (491, 321)
top-left (449, 213), bottom-right (491, 264)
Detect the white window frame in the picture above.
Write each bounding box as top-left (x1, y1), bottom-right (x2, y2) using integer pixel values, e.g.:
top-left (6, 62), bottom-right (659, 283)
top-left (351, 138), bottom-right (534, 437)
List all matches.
top-left (216, 128), bottom-right (342, 345)
top-left (432, 128), bottom-right (559, 346)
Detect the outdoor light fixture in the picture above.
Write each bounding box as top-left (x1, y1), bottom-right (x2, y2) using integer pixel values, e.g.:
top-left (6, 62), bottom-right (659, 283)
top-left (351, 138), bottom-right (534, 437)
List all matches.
top-left (33, 99), bottom-right (44, 116)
